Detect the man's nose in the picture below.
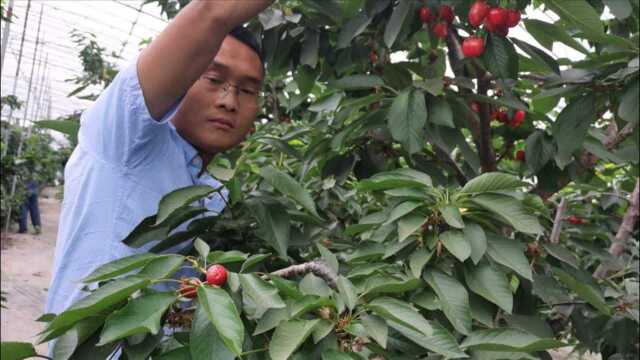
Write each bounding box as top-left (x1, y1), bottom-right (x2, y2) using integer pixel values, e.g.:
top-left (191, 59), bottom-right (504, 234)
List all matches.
top-left (215, 85), bottom-right (239, 111)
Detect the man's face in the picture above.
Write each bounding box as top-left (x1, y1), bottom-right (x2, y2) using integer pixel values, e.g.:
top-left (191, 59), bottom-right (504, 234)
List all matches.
top-left (173, 35), bottom-right (263, 154)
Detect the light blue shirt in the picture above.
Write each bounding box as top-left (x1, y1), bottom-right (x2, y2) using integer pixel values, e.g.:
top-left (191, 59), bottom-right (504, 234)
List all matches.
top-left (45, 57), bottom-right (227, 316)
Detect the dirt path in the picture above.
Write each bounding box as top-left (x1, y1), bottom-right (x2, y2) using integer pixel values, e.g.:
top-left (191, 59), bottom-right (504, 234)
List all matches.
top-left (1, 187), bottom-right (60, 355)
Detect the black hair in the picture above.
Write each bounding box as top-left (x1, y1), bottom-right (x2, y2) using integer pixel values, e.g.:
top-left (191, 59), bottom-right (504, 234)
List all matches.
top-left (228, 26), bottom-right (264, 67)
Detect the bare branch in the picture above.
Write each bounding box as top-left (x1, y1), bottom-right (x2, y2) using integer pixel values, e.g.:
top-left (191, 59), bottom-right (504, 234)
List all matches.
top-left (549, 197), bottom-right (567, 244)
top-left (270, 260), bottom-right (338, 289)
top-left (594, 178), bottom-right (640, 279)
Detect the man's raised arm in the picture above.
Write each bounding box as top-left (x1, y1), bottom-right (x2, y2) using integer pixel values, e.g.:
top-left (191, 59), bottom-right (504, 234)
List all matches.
top-left (138, 0), bottom-right (272, 120)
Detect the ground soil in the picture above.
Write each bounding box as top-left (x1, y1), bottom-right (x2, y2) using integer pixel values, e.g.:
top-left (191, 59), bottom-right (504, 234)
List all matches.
top-left (1, 187), bottom-right (60, 355)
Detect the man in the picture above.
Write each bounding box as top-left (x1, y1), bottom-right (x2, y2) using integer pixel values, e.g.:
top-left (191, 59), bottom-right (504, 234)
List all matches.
top-left (19, 179), bottom-right (41, 234)
top-left (46, 0), bottom-right (273, 318)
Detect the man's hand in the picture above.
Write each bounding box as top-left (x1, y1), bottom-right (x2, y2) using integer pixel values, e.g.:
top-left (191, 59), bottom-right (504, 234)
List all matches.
top-left (138, 0), bottom-right (274, 120)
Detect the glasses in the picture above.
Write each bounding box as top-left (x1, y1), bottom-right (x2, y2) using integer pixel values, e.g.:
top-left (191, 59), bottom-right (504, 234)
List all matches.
top-left (201, 75), bottom-right (261, 105)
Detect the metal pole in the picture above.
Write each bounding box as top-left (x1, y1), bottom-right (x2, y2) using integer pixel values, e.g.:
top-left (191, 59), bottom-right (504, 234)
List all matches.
top-left (1, 0), bottom-right (31, 158)
top-left (0, 0), bottom-right (16, 73)
top-left (4, 3), bottom-right (43, 233)
top-left (29, 53), bottom-right (48, 126)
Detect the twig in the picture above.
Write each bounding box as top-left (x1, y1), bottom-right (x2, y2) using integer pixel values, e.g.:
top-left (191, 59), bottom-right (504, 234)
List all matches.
top-left (594, 179), bottom-right (640, 279)
top-left (270, 260), bottom-right (338, 289)
top-left (549, 197), bottom-right (567, 244)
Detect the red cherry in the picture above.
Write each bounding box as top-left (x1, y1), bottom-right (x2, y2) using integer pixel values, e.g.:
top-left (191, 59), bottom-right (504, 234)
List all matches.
top-left (506, 9), bottom-right (521, 28)
top-left (470, 101), bottom-right (481, 113)
top-left (369, 51), bottom-right (378, 64)
top-left (206, 264), bottom-right (228, 286)
top-left (515, 150), bottom-right (525, 162)
top-left (462, 36), bottom-right (485, 57)
top-left (498, 111), bottom-right (509, 123)
top-left (432, 22), bottom-right (448, 39)
top-left (468, 1), bottom-right (489, 27)
top-left (513, 110), bottom-right (526, 123)
top-left (486, 7), bottom-right (508, 29)
top-left (419, 7), bottom-right (433, 23)
top-left (495, 25), bottom-right (509, 37)
top-left (438, 5), bottom-right (454, 24)
top-left (567, 215), bottom-right (585, 225)
top-left (178, 278), bottom-right (202, 299)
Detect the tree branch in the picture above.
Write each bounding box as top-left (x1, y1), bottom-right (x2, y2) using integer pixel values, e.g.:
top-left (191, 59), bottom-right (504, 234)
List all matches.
top-left (433, 146), bottom-right (468, 185)
top-left (549, 197), bottom-right (567, 244)
top-left (270, 260), bottom-right (338, 289)
top-left (476, 77), bottom-right (497, 172)
top-left (594, 178), bottom-right (640, 279)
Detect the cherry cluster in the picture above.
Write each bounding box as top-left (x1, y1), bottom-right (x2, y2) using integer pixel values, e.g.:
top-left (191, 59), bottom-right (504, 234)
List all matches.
top-left (470, 101), bottom-right (526, 129)
top-left (418, 2), bottom-right (522, 58)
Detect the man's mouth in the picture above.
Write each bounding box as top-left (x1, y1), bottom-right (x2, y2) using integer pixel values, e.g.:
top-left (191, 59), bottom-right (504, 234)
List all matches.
top-left (207, 118), bottom-right (234, 130)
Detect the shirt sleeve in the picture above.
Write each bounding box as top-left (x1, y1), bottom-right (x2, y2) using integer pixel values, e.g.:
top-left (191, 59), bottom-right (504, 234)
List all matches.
top-left (77, 55), bottom-right (183, 168)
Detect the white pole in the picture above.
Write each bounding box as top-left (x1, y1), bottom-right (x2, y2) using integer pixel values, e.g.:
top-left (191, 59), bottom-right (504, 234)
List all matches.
top-left (0, 0), bottom-right (16, 73)
top-left (4, 3), bottom-right (43, 233)
top-left (1, 0), bottom-right (31, 158)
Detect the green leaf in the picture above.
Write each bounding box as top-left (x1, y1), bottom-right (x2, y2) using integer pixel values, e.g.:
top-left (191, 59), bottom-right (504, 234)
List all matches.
top-left (251, 201), bottom-right (290, 259)
top-left (510, 38), bottom-right (560, 75)
top-left (532, 273), bottom-right (571, 305)
top-left (461, 328), bottom-right (565, 352)
top-left (82, 253), bottom-right (158, 283)
top-left (194, 238), bottom-right (210, 260)
top-left (253, 308), bottom-right (288, 335)
top-left (43, 276), bottom-right (150, 335)
top-left (137, 254), bottom-right (185, 280)
top-left (486, 235), bottom-right (532, 281)
top-left (383, 0), bottom-right (411, 48)
top-left (154, 346), bottom-right (191, 360)
top-left (1, 342), bottom-right (37, 360)
top-left (35, 120), bottom-right (80, 143)
top-left (424, 270), bottom-right (472, 335)
top-left (289, 295), bottom-right (333, 318)
top-left (383, 201), bottom-right (422, 226)
top-left (543, 243), bottom-right (578, 269)
top-left (553, 268), bottom-right (610, 315)
top-left (398, 214), bottom-right (428, 243)
top-left (483, 34), bottom-right (518, 79)
top-left (363, 275), bottom-right (422, 296)
top-left (525, 131), bottom-right (555, 173)
top-left (388, 320), bottom-right (467, 358)
top-left (552, 94), bottom-right (596, 169)
top-left (317, 244), bottom-right (339, 273)
top-left (240, 253), bottom-right (271, 273)
top-left (190, 305), bottom-right (235, 360)
top-left (52, 317), bottom-right (104, 360)
top-left (470, 194), bottom-right (544, 234)
top-left (459, 172), bottom-right (523, 195)
top-left (321, 349), bottom-right (353, 360)
top-left (301, 29), bottom-right (319, 68)
top-left (98, 292), bottom-right (177, 345)
top-left (330, 75), bottom-right (384, 89)
top-left (413, 290), bottom-right (440, 311)
top-left (440, 230), bottom-right (471, 262)
top-left (544, 0), bottom-right (604, 41)
top-left (336, 276), bottom-right (358, 311)
top-left (358, 168), bottom-right (432, 191)
top-left (207, 250), bottom-right (248, 265)
top-left (361, 315), bottom-right (388, 348)
top-left (239, 273), bottom-right (286, 310)
top-left (383, 63), bottom-right (413, 90)
top-left (268, 319), bottom-right (320, 360)
top-left (409, 247), bottom-right (433, 278)
top-left (388, 88), bottom-right (427, 154)
top-left (440, 205), bottom-right (465, 229)
top-left (464, 222), bottom-right (487, 265)
top-left (618, 79), bottom-right (639, 124)
top-left (427, 96), bottom-right (455, 128)
top-left (524, 19), bottom-right (588, 54)
top-left (197, 286), bottom-right (245, 355)
top-left (155, 185), bottom-right (216, 225)
top-left (337, 12), bottom-right (371, 48)
top-left (464, 262), bottom-right (513, 313)
top-left (259, 166), bottom-right (320, 218)
top-left (366, 297), bottom-right (432, 335)
top-left (312, 320), bottom-right (334, 344)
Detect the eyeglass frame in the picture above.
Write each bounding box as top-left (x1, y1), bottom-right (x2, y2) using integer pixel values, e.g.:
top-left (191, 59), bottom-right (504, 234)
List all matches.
top-left (200, 74), bottom-right (263, 106)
